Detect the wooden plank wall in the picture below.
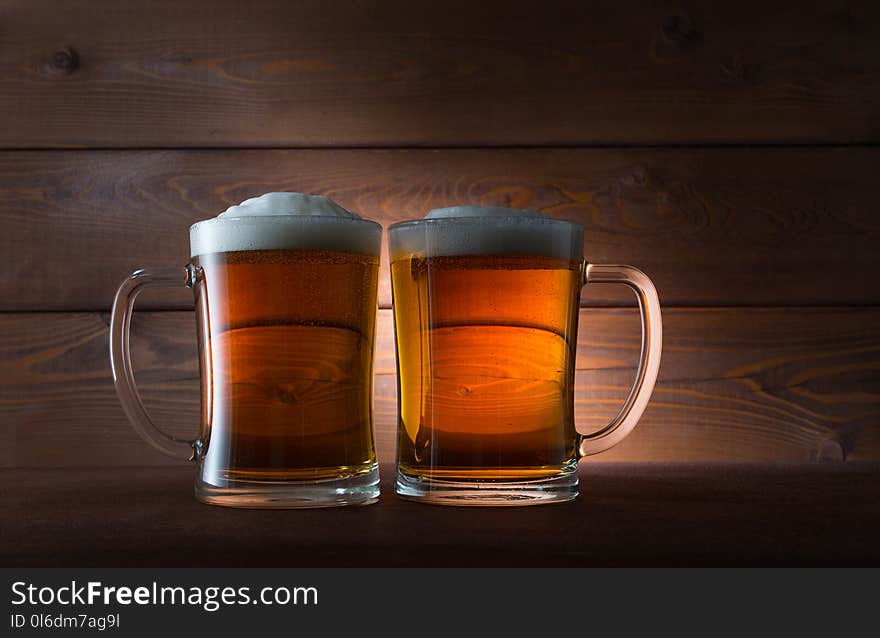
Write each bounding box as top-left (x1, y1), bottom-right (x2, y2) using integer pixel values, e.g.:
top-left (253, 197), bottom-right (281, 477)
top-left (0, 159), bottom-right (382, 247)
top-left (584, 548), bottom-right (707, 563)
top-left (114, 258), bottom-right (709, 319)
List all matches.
top-left (1, 1), bottom-right (877, 467)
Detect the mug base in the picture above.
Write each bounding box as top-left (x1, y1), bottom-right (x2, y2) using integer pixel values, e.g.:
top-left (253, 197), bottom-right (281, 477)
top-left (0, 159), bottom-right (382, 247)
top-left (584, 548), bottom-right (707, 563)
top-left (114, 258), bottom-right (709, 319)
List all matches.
top-left (395, 469), bottom-right (577, 506)
top-left (195, 465), bottom-right (380, 509)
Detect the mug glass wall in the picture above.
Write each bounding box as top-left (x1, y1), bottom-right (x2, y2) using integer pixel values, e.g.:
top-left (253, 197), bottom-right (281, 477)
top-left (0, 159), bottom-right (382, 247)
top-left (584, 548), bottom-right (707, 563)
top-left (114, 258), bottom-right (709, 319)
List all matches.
top-left (110, 197), bottom-right (382, 508)
top-left (389, 209), bottom-right (662, 505)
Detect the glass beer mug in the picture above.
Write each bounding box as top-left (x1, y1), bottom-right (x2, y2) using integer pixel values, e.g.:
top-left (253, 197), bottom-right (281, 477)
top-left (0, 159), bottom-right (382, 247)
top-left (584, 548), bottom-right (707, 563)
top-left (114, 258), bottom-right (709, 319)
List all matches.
top-left (389, 206), bottom-right (662, 505)
top-left (110, 193), bottom-right (381, 508)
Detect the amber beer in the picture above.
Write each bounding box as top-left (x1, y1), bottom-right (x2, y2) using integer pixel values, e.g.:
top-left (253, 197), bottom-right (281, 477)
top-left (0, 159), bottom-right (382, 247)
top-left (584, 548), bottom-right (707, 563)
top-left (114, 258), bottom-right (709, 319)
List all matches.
top-left (110, 192), bottom-right (383, 508)
top-left (194, 248), bottom-right (379, 484)
top-left (185, 194), bottom-right (383, 507)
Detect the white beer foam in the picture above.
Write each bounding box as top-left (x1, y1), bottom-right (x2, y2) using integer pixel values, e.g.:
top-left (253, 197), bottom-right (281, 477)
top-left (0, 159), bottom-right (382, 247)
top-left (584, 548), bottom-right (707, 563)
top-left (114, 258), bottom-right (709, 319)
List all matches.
top-left (189, 192), bottom-right (381, 257)
top-left (389, 206), bottom-right (583, 261)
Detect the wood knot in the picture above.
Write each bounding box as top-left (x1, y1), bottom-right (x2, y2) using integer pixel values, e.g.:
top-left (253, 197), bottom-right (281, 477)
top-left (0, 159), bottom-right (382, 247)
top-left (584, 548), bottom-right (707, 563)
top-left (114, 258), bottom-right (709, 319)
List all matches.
top-left (49, 48), bottom-right (79, 74)
top-left (662, 14), bottom-right (700, 47)
top-left (720, 53), bottom-right (762, 85)
top-left (630, 165), bottom-right (648, 186)
top-left (274, 385), bottom-right (299, 404)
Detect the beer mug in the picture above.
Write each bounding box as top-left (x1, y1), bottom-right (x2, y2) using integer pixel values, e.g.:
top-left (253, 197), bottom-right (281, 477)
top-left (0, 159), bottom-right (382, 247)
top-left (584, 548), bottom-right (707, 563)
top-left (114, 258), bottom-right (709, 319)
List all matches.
top-left (110, 193), bottom-right (381, 508)
top-left (389, 206), bottom-right (662, 505)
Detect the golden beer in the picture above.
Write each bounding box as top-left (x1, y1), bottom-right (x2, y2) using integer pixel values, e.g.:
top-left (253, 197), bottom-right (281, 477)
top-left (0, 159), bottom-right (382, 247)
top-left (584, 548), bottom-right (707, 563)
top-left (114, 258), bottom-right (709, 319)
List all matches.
top-left (390, 207), bottom-right (663, 505)
top-left (392, 253), bottom-right (582, 481)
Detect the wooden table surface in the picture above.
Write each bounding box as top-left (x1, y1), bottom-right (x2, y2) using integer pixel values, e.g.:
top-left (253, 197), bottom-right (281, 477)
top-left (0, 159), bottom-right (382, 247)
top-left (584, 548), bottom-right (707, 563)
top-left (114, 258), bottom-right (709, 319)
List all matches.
top-left (3, 463), bottom-right (878, 566)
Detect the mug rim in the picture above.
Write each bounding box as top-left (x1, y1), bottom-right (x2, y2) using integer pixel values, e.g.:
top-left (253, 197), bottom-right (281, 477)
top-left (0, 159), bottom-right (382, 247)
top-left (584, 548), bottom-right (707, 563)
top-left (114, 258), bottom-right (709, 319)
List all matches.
top-left (190, 214), bottom-right (382, 234)
top-left (387, 215), bottom-right (583, 232)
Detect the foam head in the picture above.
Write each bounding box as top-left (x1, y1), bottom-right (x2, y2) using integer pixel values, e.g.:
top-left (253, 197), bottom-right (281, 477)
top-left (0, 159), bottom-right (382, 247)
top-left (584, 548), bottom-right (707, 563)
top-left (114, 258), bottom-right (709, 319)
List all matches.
top-left (388, 205), bottom-right (583, 261)
top-left (189, 192), bottom-right (381, 257)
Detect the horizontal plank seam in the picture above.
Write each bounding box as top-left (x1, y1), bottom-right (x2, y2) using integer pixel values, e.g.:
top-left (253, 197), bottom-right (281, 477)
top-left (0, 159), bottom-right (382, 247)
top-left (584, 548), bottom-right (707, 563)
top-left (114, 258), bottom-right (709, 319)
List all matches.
top-left (1, 143), bottom-right (879, 152)
top-left (2, 304), bottom-right (879, 314)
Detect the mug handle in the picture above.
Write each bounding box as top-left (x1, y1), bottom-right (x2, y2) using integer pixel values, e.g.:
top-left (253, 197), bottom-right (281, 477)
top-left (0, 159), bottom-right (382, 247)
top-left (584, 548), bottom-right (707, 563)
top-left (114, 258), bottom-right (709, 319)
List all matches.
top-left (577, 263), bottom-right (663, 456)
top-left (109, 265), bottom-right (202, 461)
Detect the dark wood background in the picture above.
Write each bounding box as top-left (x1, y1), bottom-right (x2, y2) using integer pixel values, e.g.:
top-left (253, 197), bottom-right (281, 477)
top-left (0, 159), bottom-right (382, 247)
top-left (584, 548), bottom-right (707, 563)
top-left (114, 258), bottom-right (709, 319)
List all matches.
top-left (1, 0), bottom-right (878, 469)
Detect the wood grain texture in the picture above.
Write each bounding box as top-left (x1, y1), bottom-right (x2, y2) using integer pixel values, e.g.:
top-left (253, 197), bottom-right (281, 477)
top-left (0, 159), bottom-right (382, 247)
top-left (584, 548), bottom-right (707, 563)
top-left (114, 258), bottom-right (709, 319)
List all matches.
top-left (1, 308), bottom-right (877, 468)
top-left (2, 463), bottom-right (879, 566)
top-left (1, 1), bottom-right (878, 147)
top-left (2, 147), bottom-right (878, 310)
